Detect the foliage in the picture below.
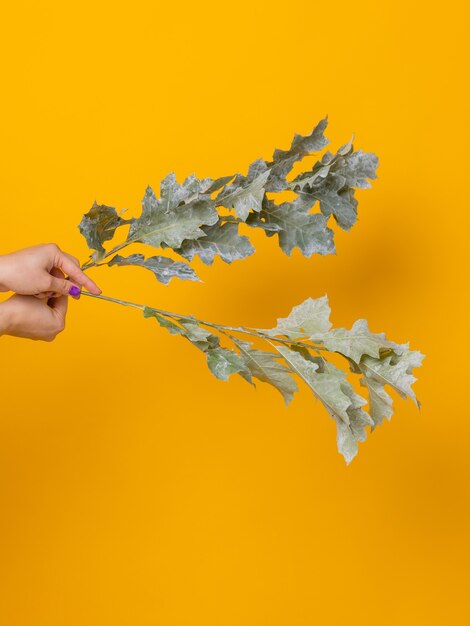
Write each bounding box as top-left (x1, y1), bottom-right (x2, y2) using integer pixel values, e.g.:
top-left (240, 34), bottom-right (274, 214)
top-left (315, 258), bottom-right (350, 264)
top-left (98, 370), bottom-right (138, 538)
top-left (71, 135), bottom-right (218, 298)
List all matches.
top-left (77, 118), bottom-right (423, 464)
top-left (79, 116), bottom-right (378, 275)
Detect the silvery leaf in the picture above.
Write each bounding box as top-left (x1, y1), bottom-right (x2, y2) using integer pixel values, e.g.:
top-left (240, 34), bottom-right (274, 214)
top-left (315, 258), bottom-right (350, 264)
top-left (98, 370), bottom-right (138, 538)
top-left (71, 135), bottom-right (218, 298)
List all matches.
top-left (109, 253), bottom-right (199, 285)
top-left (79, 202), bottom-right (128, 261)
top-left (128, 174), bottom-right (219, 248)
top-left (176, 220), bottom-right (255, 265)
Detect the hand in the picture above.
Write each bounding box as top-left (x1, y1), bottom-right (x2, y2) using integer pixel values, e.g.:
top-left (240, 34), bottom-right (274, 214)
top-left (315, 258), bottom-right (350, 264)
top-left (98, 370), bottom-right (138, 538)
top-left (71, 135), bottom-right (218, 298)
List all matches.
top-left (0, 293), bottom-right (68, 342)
top-left (0, 243), bottom-right (101, 298)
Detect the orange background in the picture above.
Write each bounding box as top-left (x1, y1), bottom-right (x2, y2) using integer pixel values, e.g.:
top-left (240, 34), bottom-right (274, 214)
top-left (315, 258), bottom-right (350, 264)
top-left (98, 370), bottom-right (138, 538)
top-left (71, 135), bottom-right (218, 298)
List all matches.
top-left (1, 1), bottom-right (469, 624)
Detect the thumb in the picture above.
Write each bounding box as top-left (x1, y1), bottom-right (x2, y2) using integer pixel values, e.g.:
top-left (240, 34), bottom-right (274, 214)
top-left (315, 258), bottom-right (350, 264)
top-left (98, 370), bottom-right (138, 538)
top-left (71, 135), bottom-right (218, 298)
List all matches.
top-left (48, 275), bottom-right (81, 298)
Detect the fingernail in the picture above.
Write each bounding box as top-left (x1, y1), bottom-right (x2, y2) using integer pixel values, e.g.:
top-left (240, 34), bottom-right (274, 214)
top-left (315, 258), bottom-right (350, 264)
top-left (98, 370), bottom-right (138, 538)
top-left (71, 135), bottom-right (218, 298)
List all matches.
top-left (69, 285), bottom-right (81, 297)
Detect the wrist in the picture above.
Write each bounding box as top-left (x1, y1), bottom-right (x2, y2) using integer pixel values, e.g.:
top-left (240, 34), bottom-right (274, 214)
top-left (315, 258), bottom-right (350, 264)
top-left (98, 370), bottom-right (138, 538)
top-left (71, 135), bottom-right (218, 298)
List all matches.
top-left (0, 301), bottom-right (13, 336)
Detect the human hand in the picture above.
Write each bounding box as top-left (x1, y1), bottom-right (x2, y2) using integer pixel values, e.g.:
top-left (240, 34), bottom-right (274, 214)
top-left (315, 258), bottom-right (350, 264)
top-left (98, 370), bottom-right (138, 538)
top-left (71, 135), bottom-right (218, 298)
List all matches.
top-left (0, 243), bottom-right (101, 298)
top-left (0, 292), bottom-right (68, 342)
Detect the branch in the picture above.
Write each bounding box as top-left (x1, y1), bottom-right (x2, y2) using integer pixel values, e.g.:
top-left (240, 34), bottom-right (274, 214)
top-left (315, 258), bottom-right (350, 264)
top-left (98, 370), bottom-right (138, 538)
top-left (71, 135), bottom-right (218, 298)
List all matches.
top-left (79, 291), bottom-right (325, 351)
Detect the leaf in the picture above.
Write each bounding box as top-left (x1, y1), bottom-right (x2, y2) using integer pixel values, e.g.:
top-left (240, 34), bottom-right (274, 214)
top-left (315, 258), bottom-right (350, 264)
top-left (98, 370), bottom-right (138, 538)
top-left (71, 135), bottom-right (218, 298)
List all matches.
top-left (180, 321), bottom-right (213, 342)
top-left (265, 116), bottom-right (330, 192)
top-left (256, 196), bottom-right (335, 257)
top-left (172, 173), bottom-right (236, 203)
top-left (290, 137), bottom-right (354, 192)
top-left (206, 346), bottom-right (249, 381)
top-left (336, 379), bottom-right (374, 464)
top-left (276, 346), bottom-right (374, 463)
top-left (360, 348), bottom-right (425, 406)
top-left (275, 347), bottom-right (351, 425)
top-left (360, 375), bottom-right (393, 428)
top-left (109, 253), bottom-right (200, 285)
top-left (317, 319), bottom-right (400, 362)
top-left (266, 296), bottom-right (332, 340)
top-left (300, 177), bottom-right (359, 231)
top-left (128, 174), bottom-right (219, 249)
top-left (216, 159), bottom-right (270, 221)
top-left (188, 332), bottom-right (221, 353)
top-left (143, 306), bottom-right (185, 335)
top-left (78, 202), bottom-right (128, 261)
top-left (197, 174), bottom-right (235, 195)
top-left (176, 220), bottom-right (255, 265)
top-left (340, 150), bottom-right (379, 189)
top-left (234, 339), bottom-right (298, 405)
top-left (291, 144), bottom-right (379, 231)
top-left (245, 213), bottom-right (282, 234)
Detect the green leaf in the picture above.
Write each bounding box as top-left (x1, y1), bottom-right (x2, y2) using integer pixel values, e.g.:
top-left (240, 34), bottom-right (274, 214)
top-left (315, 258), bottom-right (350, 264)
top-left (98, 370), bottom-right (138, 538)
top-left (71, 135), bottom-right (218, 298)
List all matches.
top-left (206, 346), bottom-right (249, 381)
top-left (78, 202), bottom-right (128, 261)
top-left (276, 346), bottom-right (374, 463)
top-left (188, 333), bottom-right (221, 353)
top-left (289, 137), bottom-right (354, 192)
top-left (340, 150), bottom-right (379, 189)
top-left (317, 319), bottom-right (400, 362)
top-left (275, 347), bottom-right (351, 425)
top-left (128, 174), bottom-right (219, 249)
top-left (291, 144), bottom-right (379, 231)
top-left (109, 253), bottom-right (200, 285)
top-left (336, 378), bottom-right (374, 464)
top-left (265, 116), bottom-right (330, 192)
top-left (360, 348), bottom-right (425, 406)
top-left (266, 295), bottom-right (332, 340)
top-left (360, 375), bottom-right (393, 428)
top-left (245, 213), bottom-right (282, 234)
top-left (143, 306), bottom-right (185, 335)
top-left (234, 339), bottom-right (298, 405)
top-left (216, 159), bottom-right (270, 221)
top-left (301, 177), bottom-right (359, 231)
top-left (176, 220), bottom-right (255, 265)
top-left (257, 196), bottom-right (335, 257)
top-left (180, 321), bottom-right (213, 342)
top-left (197, 174), bottom-right (235, 195)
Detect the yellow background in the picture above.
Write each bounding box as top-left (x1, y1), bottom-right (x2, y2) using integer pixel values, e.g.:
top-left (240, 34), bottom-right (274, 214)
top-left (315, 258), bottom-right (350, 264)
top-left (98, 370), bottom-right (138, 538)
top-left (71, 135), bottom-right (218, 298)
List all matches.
top-left (1, 1), bottom-right (469, 624)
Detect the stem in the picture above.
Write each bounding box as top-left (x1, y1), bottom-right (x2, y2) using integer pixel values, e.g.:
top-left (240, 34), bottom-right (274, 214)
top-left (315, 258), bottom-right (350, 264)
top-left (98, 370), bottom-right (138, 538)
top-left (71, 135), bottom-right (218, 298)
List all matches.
top-left (80, 291), bottom-right (324, 351)
top-left (80, 292), bottom-right (145, 310)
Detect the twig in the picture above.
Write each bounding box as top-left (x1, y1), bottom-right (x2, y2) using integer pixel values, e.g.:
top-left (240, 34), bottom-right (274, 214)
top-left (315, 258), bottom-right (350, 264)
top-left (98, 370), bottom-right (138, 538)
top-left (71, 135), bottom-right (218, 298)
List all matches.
top-left (80, 291), bottom-right (324, 351)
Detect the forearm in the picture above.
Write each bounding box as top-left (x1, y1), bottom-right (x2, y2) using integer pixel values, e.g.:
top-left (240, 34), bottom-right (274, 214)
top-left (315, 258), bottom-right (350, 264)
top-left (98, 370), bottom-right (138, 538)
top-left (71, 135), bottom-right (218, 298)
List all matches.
top-left (0, 254), bottom-right (11, 292)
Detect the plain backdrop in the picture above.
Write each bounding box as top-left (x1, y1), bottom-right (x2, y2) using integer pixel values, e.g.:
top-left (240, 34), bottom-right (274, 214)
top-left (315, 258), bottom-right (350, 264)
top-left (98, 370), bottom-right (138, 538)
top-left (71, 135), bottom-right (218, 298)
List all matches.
top-left (0, 1), bottom-right (469, 624)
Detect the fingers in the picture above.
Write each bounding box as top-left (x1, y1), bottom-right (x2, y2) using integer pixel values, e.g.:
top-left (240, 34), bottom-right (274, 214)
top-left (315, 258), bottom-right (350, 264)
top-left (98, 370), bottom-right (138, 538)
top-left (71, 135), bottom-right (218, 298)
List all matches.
top-left (47, 268), bottom-right (68, 335)
top-left (55, 250), bottom-right (102, 295)
top-left (47, 275), bottom-right (81, 298)
top-left (42, 295), bottom-right (67, 339)
top-left (48, 293), bottom-right (68, 319)
top-left (34, 267), bottom-right (66, 299)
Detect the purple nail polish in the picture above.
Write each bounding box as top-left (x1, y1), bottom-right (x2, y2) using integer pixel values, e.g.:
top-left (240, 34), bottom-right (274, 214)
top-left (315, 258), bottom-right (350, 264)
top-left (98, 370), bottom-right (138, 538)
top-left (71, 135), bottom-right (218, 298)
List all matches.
top-left (69, 285), bottom-right (81, 297)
